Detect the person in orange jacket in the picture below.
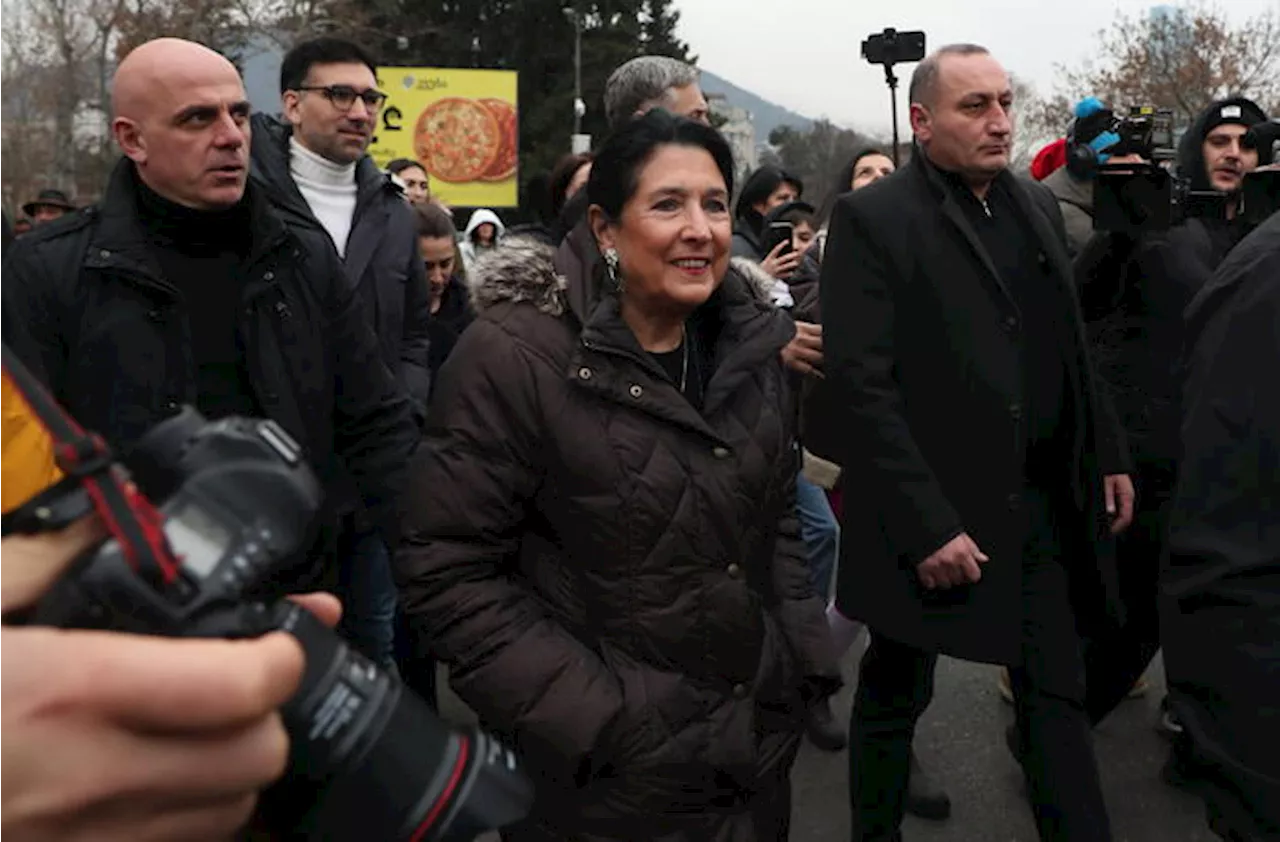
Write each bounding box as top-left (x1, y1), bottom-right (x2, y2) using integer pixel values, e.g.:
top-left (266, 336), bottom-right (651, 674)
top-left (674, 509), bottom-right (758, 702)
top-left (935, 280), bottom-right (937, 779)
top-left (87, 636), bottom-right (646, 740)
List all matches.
top-left (2, 375), bottom-right (61, 513)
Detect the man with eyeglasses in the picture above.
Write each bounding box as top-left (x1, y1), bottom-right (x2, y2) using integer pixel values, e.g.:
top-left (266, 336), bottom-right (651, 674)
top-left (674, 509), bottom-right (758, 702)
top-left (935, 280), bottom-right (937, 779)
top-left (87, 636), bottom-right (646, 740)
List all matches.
top-left (249, 37), bottom-right (432, 681)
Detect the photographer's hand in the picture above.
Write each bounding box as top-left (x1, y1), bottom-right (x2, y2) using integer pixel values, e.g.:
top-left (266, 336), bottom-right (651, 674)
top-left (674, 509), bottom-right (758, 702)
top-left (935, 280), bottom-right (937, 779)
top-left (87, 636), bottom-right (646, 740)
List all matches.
top-left (1, 515), bottom-right (106, 614)
top-left (3, 625), bottom-right (301, 841)
top-left (1, 516), bottom-right (340, 841)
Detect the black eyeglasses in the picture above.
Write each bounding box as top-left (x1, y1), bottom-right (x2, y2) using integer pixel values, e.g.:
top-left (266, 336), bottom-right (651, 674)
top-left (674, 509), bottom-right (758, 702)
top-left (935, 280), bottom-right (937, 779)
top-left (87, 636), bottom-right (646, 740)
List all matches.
top-left (295, 85), bottom-right (387, 111)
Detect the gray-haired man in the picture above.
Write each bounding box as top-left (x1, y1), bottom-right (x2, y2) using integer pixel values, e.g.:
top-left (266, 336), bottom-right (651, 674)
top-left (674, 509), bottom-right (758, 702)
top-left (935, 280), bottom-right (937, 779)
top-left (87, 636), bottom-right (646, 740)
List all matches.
top-left (603, 55), bottom-right (710, 129)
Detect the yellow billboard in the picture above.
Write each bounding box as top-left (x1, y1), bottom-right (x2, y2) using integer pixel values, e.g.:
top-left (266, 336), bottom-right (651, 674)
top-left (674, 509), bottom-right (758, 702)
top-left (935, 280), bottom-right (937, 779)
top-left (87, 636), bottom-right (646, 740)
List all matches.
top-left (370, 67), bottom-right (519, 208)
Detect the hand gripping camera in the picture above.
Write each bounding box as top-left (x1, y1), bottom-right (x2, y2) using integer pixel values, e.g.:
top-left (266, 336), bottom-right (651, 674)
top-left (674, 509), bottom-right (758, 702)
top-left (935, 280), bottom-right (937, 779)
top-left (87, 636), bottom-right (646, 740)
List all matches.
top-left (1, 346), bottom-right (532, 842)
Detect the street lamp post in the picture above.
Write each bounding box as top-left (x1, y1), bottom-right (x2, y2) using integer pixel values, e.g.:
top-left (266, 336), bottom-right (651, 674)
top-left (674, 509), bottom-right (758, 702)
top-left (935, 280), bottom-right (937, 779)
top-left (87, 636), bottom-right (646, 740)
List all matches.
top-left (565, 6), bottom-right (589, 152)
top-left (574, 14), bottom-right (583, 134)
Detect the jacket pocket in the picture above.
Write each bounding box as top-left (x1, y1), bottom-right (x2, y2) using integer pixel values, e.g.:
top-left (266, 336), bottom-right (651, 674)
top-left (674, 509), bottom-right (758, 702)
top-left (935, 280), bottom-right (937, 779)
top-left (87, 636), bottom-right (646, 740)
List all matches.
top-left (594, 644), bottom-right (687, 774)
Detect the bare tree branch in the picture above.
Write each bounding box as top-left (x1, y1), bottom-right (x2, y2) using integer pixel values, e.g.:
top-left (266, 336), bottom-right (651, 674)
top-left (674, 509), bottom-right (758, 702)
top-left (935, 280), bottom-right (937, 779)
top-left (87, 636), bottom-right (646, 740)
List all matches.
top-left (1042, 1), bottom-right (1280, 131)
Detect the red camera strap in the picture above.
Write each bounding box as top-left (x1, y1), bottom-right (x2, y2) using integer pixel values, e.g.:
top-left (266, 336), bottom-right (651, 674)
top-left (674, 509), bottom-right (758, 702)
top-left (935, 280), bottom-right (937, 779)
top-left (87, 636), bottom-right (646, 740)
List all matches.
top-left (1, 344), bottom-right (179, 584)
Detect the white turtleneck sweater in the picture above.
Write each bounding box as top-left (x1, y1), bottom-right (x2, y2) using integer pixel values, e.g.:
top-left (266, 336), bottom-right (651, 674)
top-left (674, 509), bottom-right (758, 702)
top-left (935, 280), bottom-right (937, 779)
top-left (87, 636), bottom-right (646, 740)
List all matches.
top-left (289, 137), bottom-right (357, 257)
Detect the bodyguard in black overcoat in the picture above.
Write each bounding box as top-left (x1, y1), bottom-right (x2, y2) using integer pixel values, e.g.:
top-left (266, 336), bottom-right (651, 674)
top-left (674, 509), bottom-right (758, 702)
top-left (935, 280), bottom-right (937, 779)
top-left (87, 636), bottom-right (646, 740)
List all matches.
top-left (820, 45), bottom-right (1131, 842)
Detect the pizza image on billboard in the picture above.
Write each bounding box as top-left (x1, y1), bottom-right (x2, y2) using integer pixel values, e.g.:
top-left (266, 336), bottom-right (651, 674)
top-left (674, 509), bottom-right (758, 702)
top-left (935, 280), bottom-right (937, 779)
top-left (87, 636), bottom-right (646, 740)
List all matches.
top-left (479, 98), bottom-right (517, 182)
top-left (413, 96), bottom-right (517, 184)
top-left (373, 67), bottom-right (519, 207)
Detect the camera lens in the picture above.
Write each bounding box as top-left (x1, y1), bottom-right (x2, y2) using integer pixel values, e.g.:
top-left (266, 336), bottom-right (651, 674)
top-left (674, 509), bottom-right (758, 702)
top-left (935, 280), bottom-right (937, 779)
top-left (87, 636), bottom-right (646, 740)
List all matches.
top-left (267, 603), bottom-right (534, 841)
top-left (125, 405), bottom-right (209, 500)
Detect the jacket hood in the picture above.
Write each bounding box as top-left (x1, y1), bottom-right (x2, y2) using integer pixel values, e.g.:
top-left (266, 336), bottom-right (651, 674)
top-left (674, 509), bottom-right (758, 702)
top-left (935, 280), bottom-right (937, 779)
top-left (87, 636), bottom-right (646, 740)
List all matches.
top-left (1043, 165), bottom-right (1093, 212)
top-left (469, 237), bottom-right (569, 317)
top-left (469, 236), bottom-right (775, 318)
top-left (464, 208), bottom-right (506, 240)
top-left (1177, 97), bottom-right (1271, 194)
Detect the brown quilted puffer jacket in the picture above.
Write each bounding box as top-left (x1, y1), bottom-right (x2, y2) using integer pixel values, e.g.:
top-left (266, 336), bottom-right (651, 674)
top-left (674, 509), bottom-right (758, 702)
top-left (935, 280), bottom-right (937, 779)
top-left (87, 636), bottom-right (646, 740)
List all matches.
top-left (396, 237), bottom-right (840, 841)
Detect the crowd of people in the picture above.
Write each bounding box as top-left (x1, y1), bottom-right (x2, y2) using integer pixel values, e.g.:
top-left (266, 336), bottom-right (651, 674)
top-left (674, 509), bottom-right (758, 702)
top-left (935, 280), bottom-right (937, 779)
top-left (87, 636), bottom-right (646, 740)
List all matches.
top-left (1, 28), bottom-right (1277, 842)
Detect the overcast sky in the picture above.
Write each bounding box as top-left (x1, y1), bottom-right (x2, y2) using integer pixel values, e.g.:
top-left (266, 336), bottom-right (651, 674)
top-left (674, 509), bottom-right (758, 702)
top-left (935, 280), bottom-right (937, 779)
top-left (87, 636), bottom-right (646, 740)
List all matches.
top-left (676, 0), bottom-right (1279, 138)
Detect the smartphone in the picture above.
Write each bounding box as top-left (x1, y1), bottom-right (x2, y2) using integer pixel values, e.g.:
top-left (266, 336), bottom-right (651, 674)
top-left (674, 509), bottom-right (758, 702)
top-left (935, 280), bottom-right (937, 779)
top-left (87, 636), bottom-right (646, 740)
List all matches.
top-left (861, 29), bottom-right (926, 66)
top-left (764, 221), bottom-right (794, 257)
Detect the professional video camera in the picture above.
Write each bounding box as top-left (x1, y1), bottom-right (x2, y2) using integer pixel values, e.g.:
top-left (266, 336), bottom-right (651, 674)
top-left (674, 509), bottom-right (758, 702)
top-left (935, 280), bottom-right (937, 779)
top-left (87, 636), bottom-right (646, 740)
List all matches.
top-left (1089, 105), bottom-right (1203, 233)
top-left (1091, 162), bottom-right (1220, 233)
top-left (1093, 116), bottom-right (1280, 232)
top-left (1, 346), bottom-right (533, 842)
top-left (1108, 106), bottom-right (1177, 162)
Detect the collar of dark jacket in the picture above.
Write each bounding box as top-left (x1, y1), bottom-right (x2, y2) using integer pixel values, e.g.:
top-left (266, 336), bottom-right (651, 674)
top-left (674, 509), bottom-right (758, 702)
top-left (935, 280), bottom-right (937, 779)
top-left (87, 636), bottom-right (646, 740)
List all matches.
top-left (437, 275), bottom-right (472, 316)
top-left (911, 143), bottom-right (1023, 206)
top-left (910, 144), bottom-right (1076, 307)
top-left (248, 113), bottom-right (400, 228)
top-left (470, 234), bottom-right (784, 352)
top-left (86, 158), bottom-right (289, 278)
top-left (577, 255), bottom-right (783, 363)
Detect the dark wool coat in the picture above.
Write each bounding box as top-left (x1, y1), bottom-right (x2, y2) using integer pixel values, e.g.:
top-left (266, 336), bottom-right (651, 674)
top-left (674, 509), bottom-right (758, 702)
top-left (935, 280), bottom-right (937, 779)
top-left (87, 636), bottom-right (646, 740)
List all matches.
top-left (819, 152), bottom-right (1127, 664)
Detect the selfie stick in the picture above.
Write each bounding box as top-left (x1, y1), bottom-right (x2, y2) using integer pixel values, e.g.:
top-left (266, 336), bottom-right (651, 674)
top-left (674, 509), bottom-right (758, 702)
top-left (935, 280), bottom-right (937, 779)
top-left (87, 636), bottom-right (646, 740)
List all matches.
top-left (862, 28), bottom-right (925, 168)
top-left (884, 64), bottom-right (902, 167)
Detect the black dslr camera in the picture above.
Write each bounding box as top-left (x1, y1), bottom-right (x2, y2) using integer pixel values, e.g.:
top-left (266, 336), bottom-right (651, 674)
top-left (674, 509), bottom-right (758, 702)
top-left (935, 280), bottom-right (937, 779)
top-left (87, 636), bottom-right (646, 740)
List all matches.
top-left (1092, 106), bottom-right (1215, 233)
top-left (24, 407), bottom-right (533, 841)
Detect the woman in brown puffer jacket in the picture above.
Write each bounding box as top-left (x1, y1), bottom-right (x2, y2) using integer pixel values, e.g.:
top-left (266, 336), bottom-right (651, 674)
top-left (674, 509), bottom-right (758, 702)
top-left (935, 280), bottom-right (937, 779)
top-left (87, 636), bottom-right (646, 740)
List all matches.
top-left (396, 110), bottom-right (839, 842)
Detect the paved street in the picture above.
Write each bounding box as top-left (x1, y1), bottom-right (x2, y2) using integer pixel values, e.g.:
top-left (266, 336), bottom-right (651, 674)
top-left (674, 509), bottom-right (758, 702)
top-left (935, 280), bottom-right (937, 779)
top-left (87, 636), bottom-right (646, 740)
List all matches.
top-left (790, 643), bottom-right (1216, 842)
top-left (444, 643), bottom-right (1216, 842)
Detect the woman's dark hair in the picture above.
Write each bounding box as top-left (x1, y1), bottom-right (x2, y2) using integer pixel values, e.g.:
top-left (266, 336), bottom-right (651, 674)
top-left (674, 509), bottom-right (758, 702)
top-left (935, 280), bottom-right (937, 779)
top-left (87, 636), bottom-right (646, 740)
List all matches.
top-left (387, 158), bottom-right (426, 177)
top-left (586, 108), bottom-right (736, 222)
top-left (413, 202), bottom-right (457, 240)
top-left (817, 147), bottom-right (891, 227)
top-left (548, 152), bottom-right (593, 220)
top-left (733, 165), bottom-right (803, 223)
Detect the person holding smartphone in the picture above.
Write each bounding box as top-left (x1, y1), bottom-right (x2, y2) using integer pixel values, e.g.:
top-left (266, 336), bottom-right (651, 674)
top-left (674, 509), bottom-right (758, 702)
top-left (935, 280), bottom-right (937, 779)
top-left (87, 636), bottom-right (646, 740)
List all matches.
top-left (732, 165), bottom-right (806, 279)
top-left (757, 200), bottom-right (817, 307)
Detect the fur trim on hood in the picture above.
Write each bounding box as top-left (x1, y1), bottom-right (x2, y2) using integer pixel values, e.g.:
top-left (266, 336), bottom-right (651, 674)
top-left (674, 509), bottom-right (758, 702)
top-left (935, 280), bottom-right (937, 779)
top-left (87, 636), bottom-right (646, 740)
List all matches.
top-left (468, 237), bottom-right (778, 318)
top-left (468, 237), bottom-right (568, 317)
top-left (729, 254), bottom-right (781, 303)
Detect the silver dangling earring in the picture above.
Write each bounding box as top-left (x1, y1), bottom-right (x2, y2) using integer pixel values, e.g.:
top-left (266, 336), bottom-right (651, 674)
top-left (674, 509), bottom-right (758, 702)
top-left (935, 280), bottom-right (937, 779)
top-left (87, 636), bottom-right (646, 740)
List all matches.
top-left (604, 247), bottom-right (624, 292)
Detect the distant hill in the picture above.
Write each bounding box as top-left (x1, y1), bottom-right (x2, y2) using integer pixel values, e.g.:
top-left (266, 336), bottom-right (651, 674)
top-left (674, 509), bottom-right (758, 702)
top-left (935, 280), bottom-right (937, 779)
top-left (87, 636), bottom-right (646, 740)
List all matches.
top-left (699, 68), bottom-right (814, 143)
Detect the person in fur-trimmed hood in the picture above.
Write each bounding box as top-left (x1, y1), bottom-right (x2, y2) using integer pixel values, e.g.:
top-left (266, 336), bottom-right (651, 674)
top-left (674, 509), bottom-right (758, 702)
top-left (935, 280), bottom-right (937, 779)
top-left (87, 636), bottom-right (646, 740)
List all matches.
top-left (396, 110), bottom-right (839, 842)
